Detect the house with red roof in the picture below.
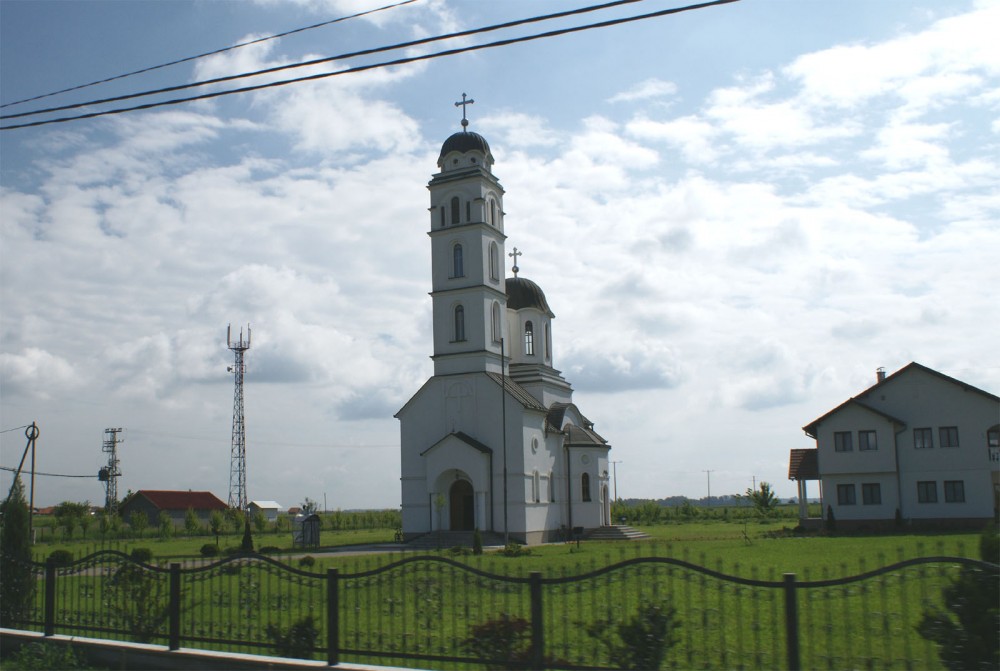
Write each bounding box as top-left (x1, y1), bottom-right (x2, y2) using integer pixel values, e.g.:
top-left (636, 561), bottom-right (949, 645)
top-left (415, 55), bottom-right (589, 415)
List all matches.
top-left (120, 490), bottom-right (228, 527)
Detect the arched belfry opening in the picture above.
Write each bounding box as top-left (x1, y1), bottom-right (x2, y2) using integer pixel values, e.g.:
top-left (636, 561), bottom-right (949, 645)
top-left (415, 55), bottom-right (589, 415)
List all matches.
top-left (449, 479), bottom-right (475, 530)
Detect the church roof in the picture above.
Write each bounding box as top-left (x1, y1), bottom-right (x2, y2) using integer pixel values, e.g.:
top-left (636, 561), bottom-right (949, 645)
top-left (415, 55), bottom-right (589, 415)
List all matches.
top-left (564, 424), bottom-right (609, 447)
top-left (438, 131), bottom-right (492, 162)
top-left (420, 431), bottom-right (493, 457)
top-left (506, 277), bottom-right (554, 316)
top-left (485, 371), bottom-right (547, 411)
top-left (547, 402), bottom-right (608, 446)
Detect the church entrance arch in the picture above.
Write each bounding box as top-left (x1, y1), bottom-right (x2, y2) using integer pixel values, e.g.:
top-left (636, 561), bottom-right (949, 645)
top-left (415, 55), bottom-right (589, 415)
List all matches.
top-left (449, 479), bottom-right (475, 531)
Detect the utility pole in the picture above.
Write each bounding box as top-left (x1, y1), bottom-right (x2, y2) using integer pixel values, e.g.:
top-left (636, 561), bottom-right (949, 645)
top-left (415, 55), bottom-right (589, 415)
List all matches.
top-left (703, 470), bottom-right (714, 502)
top-left (610, 460), bottom-right (622, 501)
top-left (99, 428), bottom-right (123, 514)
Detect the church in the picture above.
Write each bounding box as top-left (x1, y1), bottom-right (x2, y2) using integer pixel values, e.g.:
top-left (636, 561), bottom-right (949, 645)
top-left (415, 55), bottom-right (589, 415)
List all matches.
top-left (396, 101), bottom-right (612, 545)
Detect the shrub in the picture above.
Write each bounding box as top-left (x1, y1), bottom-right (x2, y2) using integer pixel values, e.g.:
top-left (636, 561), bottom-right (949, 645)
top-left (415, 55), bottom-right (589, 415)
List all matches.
top-left (259, 545), bottom-right (282, 555)
top-left (298, 555), bottom-right (316, 568)
top-left (588, 600), bottom-right (682, 670)
top-left (447, 545), bottom-right (471, 556)
top-left (47, 549), bottom-right (74, 565)
top-left (918, 526), bottom-right (999, 670)
top-left (200, 544), bottom-right (219, 557)
top-left (5, 641), bottom-right (90, 670)
top-left (1, 478), bottom-right (35, 627)
top-left (129, 548), bottom-right (153, 564)
top-left (499, 542), bottom-right (532, 557)
top-left (472, 528), bottom-right (483, 555)
top-left (461, 614), bottom-right (532, 670)
top-left (266, 615), bottom-right (319, 659)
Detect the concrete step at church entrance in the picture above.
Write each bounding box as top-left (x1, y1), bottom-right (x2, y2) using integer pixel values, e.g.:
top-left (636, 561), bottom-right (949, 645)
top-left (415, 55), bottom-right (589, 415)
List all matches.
top-left (585, 525), bottom-right (650, 541)
top-left (404, 530), bottom-right (506, 551)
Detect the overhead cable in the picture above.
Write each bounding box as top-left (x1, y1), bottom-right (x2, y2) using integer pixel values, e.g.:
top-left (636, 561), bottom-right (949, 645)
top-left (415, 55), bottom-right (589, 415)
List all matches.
top-left (1, 0), bottom-right (739, 131)
top-left (2, 0), bottom-right (656, 123)
top-left (0, 0), bottom-right (420, 110)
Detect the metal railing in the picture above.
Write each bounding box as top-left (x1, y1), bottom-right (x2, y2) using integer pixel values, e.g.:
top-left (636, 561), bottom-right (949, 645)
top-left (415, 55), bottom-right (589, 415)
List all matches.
top-left (7, 549), bottom-right (995, 669)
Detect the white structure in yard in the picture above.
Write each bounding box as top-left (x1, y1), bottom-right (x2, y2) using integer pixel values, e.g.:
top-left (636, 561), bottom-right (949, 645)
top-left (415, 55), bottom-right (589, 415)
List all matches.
top-left (792, 362), bottom-right (999, 528)
top-left (396, 119), bottom-right (611, 545)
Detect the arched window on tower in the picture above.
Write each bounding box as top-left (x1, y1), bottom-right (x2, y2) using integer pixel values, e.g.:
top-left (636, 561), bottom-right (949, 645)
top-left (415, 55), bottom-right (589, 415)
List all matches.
top-left (544, 324), bottom-right (552, 363)
top-left (532, 471), bottom-right (540, 503)
top-left (466, 201), bottom-right (472, 221)
top-left (454, 305), bottom-right (465, 342)
top-left (490, 198), bottom-right (498, 226)
top-left (452, 244), bottom-right (464, 278)
top-left (524, 321), bottom-right (534, 355)
top-left (450, 197), bottom-right (460, 225)
top-left (439, 206), bottom-right (445, 228)
top-left (549, 470), bottom-right (556, 502)
top-left (491, 302), bottom-right (501, 343)
top-left (582, 472), bottom-right (592, 502)
top-left (489, 242), bottom-right (499, 281)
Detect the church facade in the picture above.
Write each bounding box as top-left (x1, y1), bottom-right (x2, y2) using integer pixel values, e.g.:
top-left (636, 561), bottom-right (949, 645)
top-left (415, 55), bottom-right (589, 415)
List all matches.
top-left (396, 117), bottom-right (612, 545)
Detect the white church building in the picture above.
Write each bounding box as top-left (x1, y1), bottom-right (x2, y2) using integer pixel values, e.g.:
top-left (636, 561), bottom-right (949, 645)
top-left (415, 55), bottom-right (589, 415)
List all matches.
top-left (396, 111), bottom-right (611, 545)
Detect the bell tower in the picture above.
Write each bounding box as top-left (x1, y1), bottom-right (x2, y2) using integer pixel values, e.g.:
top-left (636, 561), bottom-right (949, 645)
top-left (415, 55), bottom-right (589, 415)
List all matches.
top-left (427, 95), bottom-right (507, 376)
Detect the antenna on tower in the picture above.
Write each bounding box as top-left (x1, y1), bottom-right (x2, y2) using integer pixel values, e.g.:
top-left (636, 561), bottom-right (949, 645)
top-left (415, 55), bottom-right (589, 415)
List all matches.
top-left (99, 427), bottom-right (123, 514)
top-left (227, 324), bottom-right (251, 514)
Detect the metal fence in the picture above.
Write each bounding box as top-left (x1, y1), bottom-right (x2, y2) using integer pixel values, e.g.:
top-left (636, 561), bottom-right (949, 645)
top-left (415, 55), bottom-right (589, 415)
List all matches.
top-left (7, 549), bottom-right (995, 669)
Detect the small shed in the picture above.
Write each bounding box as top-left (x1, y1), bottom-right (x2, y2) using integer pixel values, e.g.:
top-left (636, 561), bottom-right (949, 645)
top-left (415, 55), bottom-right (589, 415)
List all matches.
top-left (249, 500), bottom-right (282, 522)
top-left (292, 513), bottom-right (321, 548)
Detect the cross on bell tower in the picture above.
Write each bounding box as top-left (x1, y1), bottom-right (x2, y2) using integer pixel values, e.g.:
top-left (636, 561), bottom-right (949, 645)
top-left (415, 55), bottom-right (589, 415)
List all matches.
top-left (454, 92), bottom-right (475, 130)
top-left (509, 247), bottom-right (522, 277)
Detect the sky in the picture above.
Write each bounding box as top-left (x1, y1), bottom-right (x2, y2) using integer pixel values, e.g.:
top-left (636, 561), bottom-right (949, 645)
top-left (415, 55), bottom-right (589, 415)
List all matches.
top-left (2, 0), bottom-right (999, 510)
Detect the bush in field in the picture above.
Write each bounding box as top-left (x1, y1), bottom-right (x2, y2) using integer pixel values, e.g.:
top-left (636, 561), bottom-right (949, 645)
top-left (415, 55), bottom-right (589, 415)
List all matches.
top-left (266, 615), bottom-right (318, 659)
top-left (47, 549), bottom-right (74, 565)
top-left (499, 542), bottom-right (531, 557)
top-left (130, 548), bottom-right (153, 563)
top-left (0, 478), bottom-right (35, 627)
top-left (200, 543), bottom-right (219, 557)
top-left (462, 614), bottom-right (532, 670)
top-left (588, 600), bottom-right (682, 670)
top-left (298, 555), bottom-right (316, 568)
top-left (918, 526), bottom-right (999, 670)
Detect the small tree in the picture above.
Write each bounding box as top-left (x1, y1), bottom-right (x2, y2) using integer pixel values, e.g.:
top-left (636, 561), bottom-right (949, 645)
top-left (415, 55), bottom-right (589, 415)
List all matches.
top-left (184, 507), bottom-right (201, 536)
top-left (129, 510), bottom-right (148, 539)
top-left (266, 615), bottom-right (319, 659)
top-left (209, 510), bottom-right (225, 546)
top-left (53, 500), bottom-right (89, 540)
top-left (300, 497), bottom-right (320, 515)
top-left (745, 482), bottom-right (779, 517)
top-left (157, 510), bottom-right (173, 540)
top-left (253, 510), bottom-right (268, 535)
top-left (0, 478), bottom-right (35, 627)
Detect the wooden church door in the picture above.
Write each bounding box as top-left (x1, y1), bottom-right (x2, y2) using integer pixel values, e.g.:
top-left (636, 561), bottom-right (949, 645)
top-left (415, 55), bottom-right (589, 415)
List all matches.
top-left (449, 479), bottom-right (475, 531)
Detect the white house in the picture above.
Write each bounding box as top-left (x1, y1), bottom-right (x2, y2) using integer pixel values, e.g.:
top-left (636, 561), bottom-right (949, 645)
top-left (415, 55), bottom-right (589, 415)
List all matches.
top-left (396, 115), bottom-right (612, 545)
top-left (249, 500), bottom-right (282, 522)
top-left (793, 362), bottom-right (999, 528)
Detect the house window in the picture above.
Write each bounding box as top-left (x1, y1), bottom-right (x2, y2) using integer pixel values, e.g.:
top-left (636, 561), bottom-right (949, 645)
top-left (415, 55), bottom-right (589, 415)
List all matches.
top-left (491, 302), bottom-right (501, 343)
top-left (489, 242), bottom-right (499, 281)
top-left (454, 305), bottom-right (465, 342)
top-left (914, 427), bottom-right (933, 449)
top-left (532, 471), bottom-right (540, 503)
top-left (524, 321), bottom-right (534, 355)
top-left (989, 426), bottom-right (1000, 448)
top-left (450, 197), bottom-right (460, 225)
top-left (944, 480), bottom-right (965, 503)
top-left (834, 431), bottom-right (853, 452)
top-left (858, 430), bottom-right (877, 451)
top-left (452, 244), bottom-right (464, 278)
top-left (549, 471), bottom-right (555, 502)
top-left (582, 473), bottom-right (592, 502)
top-left (862, 483), bottom-right (881, 505)
top-left (837, 484), bottom-right (856, 505)
top-left (917, 481), bottom-right (937, 503)
top-left (939, 426), bottom-right (959, 448)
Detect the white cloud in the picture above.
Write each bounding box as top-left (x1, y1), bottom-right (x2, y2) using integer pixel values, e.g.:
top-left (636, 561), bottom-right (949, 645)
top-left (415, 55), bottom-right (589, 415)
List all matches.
top-left (609, 78), bottom-right (678, 104)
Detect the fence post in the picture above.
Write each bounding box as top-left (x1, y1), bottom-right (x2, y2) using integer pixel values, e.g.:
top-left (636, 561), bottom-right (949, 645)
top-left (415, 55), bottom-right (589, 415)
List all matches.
top-left (327, 568), bottom-right (339, 666)
top-left (529, 571), bottom-right (544, 671)
top-left (169, 563), bottom-right (181, 650)
top-left (783, 573), bottom-right (801, 671)
top-left (43, 559), bottom-right (56, 636)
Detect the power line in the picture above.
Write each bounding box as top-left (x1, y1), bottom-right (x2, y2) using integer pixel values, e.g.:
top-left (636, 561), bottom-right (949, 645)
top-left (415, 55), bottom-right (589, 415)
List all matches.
top-left (1, 465), bottom-right (94, 479)
top-left (2, 0), bottom-right (653, 123)
top-left (0, 0), bottom-right (420, 110)
top-left (1, 0), bottom-right (739, 131)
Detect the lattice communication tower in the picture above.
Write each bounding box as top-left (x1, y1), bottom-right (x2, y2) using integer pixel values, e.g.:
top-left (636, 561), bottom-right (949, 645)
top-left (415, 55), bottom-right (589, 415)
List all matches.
top-left (98, 427), bottom-right (123, 514)
top-left (227, 324), bottom-right (251, 513)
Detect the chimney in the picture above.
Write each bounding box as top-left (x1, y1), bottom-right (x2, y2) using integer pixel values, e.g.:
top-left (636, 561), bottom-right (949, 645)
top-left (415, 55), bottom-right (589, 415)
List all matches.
top-left (876, 367), bottom-right (886, 383)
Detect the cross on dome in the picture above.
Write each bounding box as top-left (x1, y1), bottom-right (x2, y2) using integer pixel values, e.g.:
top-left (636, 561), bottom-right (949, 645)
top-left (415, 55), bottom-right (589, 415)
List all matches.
top-left (454, 92), bottom-right (475, 130)
top-left (508, 247), bottom-right (522, 277)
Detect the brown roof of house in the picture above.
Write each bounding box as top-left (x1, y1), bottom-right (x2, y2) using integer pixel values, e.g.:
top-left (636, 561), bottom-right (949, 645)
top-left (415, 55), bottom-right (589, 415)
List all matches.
top-left (134, 490), bottom-right (227, 511)
top-left (788, 449), bottom-right (819, 480)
